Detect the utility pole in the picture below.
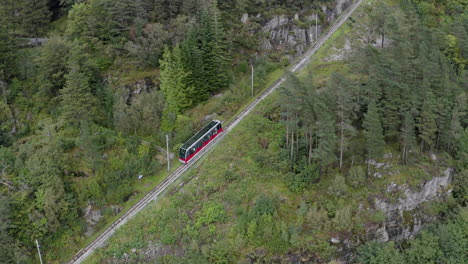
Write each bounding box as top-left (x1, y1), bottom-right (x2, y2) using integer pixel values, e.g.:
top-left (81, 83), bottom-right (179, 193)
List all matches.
top-left (166, 134), bottom-right (170, 172)
top-left (251, 65), bottom-right (254, 97)
top-left (315, 13), bottom-right (318, 42)
top-left (36, 240), bottom-right (43, 264)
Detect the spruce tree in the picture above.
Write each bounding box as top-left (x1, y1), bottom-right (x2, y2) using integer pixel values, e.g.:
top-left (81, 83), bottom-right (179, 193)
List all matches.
top-left (363, 101), bottom-right (385, 161)
top-left (211, 0), bottom-right (231, 91)
top-left (181, 27), bottom-right (208, 102)
top-left (418, 90), bottom-right (437, 151)
top-left (0, 2), bottom-right (18, 82)
top-left (401, 111), bottom-right (416, 164)
top-left (159, 45), bottom-right (194, 131)
top-left (446, 107), bottom-right (463, 153)
top-left (19, 0), bottom-right (51, 37)
top-left (36, 36), bottom-right (70, 100)
top-left (60, 69), bottom-right (98, 128)
top-left (60, 41), bottom-right (99, 128)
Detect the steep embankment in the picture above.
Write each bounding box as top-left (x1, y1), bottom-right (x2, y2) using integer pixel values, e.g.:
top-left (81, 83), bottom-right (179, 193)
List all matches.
top-left (84, 0), bottom-right (466, 263)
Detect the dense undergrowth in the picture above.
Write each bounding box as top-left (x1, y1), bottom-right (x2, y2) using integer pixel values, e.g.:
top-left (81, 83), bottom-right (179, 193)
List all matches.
top-left (86, 1), bottom-right (467, 263)
top-left (0, 0), bottom-right (467, 263)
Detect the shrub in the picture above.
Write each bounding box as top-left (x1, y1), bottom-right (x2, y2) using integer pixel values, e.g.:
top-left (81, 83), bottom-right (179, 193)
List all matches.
top-left (327, 174), bottom-right (347, 196)
top-left (253, 194), bottom-right (277, 216)
top-left (357, 241), bottom-right (405, 264)
top-left (347, 166), bottom-right (366, 188)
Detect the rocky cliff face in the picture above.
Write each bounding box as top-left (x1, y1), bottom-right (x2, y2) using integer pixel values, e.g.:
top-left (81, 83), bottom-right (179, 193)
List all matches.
top-left (241, 0), bottom-right (354, 58)
top-left (369, 168), bottom-right (453, 242)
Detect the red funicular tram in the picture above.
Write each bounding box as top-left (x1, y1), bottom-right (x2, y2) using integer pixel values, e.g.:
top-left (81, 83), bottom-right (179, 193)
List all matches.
top-left (178, 120), bottom-right (223, 164)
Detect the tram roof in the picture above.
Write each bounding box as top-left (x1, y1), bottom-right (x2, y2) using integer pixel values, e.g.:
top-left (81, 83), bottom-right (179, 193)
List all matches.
top-left (181, 120), bottom-right (219, 150)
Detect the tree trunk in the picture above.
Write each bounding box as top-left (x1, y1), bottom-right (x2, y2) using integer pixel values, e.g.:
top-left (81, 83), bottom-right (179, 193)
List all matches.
top-left (308, 129), bottom-right (313, 165)
top-left (296, 127), bottom-right (299, 159)
top-left (290, 129), bottom-right (294, 170)
top-left (366, 153), bottom-right (370, 178)
top-left (381, 28), bottom-right (385, 48)
top-left (339, 119), bottom-right (344, 171)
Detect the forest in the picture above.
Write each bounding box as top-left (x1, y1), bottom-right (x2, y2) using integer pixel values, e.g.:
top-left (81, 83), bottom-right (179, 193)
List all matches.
top-left (0, 0), bottom-right (467, 263)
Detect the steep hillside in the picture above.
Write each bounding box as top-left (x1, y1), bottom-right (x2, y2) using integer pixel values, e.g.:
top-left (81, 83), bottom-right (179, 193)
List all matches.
top-left (83, 0), bottom-right (468, 263)
top-left (0, 0), bottom-right (366, 263)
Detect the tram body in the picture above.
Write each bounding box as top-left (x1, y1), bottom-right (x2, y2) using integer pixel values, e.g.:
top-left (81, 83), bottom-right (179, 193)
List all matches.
top-left (179, 120), bottom-right (223, 164)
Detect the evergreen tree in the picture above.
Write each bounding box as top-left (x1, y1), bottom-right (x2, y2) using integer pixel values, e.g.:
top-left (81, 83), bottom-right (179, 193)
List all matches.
top-left (211, 0), bottom-right (231, 91)
top-left (19, 0), bottom-right (51, 37)
top-left (418, 90), bottom-right (437, 151)
top-left (60, 41), bottom-right (99, 128)
top-left (0, 2), bottom-right (18, 82)
top-left (313, 100), bottom-right (337, 174)
top-left (363, 101), bottom-right (385, 161)
top-left (197, 9), bottom-right (218, 94)
top-left (445, 107), bottom-right (463, 153)
top-left (401, 111), bottom-right (417, 164)
top-left (0, 195), bottom-right (15, 263)
top-left (60, 69), bottom-right (99, 128)
top-left (328, 72), bottom-right (357, 170)
top-left (36, 36), bottom-right (70, 101)
top-left (181, 27), bottom-right (208, 102)
top-left (159, 45), bottom-right (194, 131)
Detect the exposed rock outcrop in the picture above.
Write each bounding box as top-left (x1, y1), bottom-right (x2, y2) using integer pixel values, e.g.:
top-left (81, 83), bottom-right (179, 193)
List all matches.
top-left (83, 205), bottom-right (103, 237)
top-left (244, 0), bottom-right (355, 57)
top-left (122, 77), bottom-right (156, 104)
top-left (369, 168), bottom-right (453, 242)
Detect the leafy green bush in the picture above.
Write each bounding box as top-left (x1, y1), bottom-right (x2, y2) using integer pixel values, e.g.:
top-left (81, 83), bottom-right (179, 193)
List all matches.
top-left (357, 241), bottom-right (405, 264)
top-left (347, 166), bottom-right (366, 189)
top-left (253, 194), bottom-right (277, 217)
top-left (327, 174), bottom-right (347, 196)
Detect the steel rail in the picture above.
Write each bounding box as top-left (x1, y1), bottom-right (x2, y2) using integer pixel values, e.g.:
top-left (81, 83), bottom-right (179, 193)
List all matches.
top-left (67, 1), bottom-right (361, 262)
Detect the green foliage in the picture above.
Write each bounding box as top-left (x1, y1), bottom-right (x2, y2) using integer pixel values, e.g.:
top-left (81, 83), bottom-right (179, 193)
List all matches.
top-left (347, 166), bottom-right (366, 188)
top-left (113, 89), bottom-right (165, 135)
top-left (207, 240), bottom-right (235, 264)
top-left (159, 45), bottom-right (194, 131)
top-left (125, 23), bottom-right (168, 68)
top-left (0, 0), bottom-right (466, 262)
top-left (418, 90), bottom-right (437, 150)
top-left (195, 202), bottom-right (227, 228)
top-left (253, 194), bottom-right (277, 217)
top-left (327, 174), bottom-right (347, 196)
top-left (401, 111), bottom-right (417, 164)
top-left (36, 36), bottom-right (70, 103)
top-left (0, 195), bottom-right (16, 263)
top-left (358, 208), bottom-right (468, 264)
top-left (363, 101), bottom-right (385, 159)
top-left (357, 241), bottom-right (405, 264)
top-left (287, 163), bottom-right (319, 193)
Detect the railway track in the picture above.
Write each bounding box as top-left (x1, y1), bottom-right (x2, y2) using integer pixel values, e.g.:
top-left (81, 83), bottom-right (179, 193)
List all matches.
top-left (67, 1), bottom-right (362, 263)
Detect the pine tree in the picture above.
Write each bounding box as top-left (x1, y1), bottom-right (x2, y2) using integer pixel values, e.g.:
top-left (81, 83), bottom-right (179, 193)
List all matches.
top-left (418, 90), bottom-right (437, 151)
top-left (313, 100), bottom-right (337, 174)
top-left (328, 72), bottom-right (357, 170)
top-left (380, 56), bottom-right (404, 140)
top-left (363, 101), bottom-right (385, 161)
top-left (401, 111), bottom-right (416, 164)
